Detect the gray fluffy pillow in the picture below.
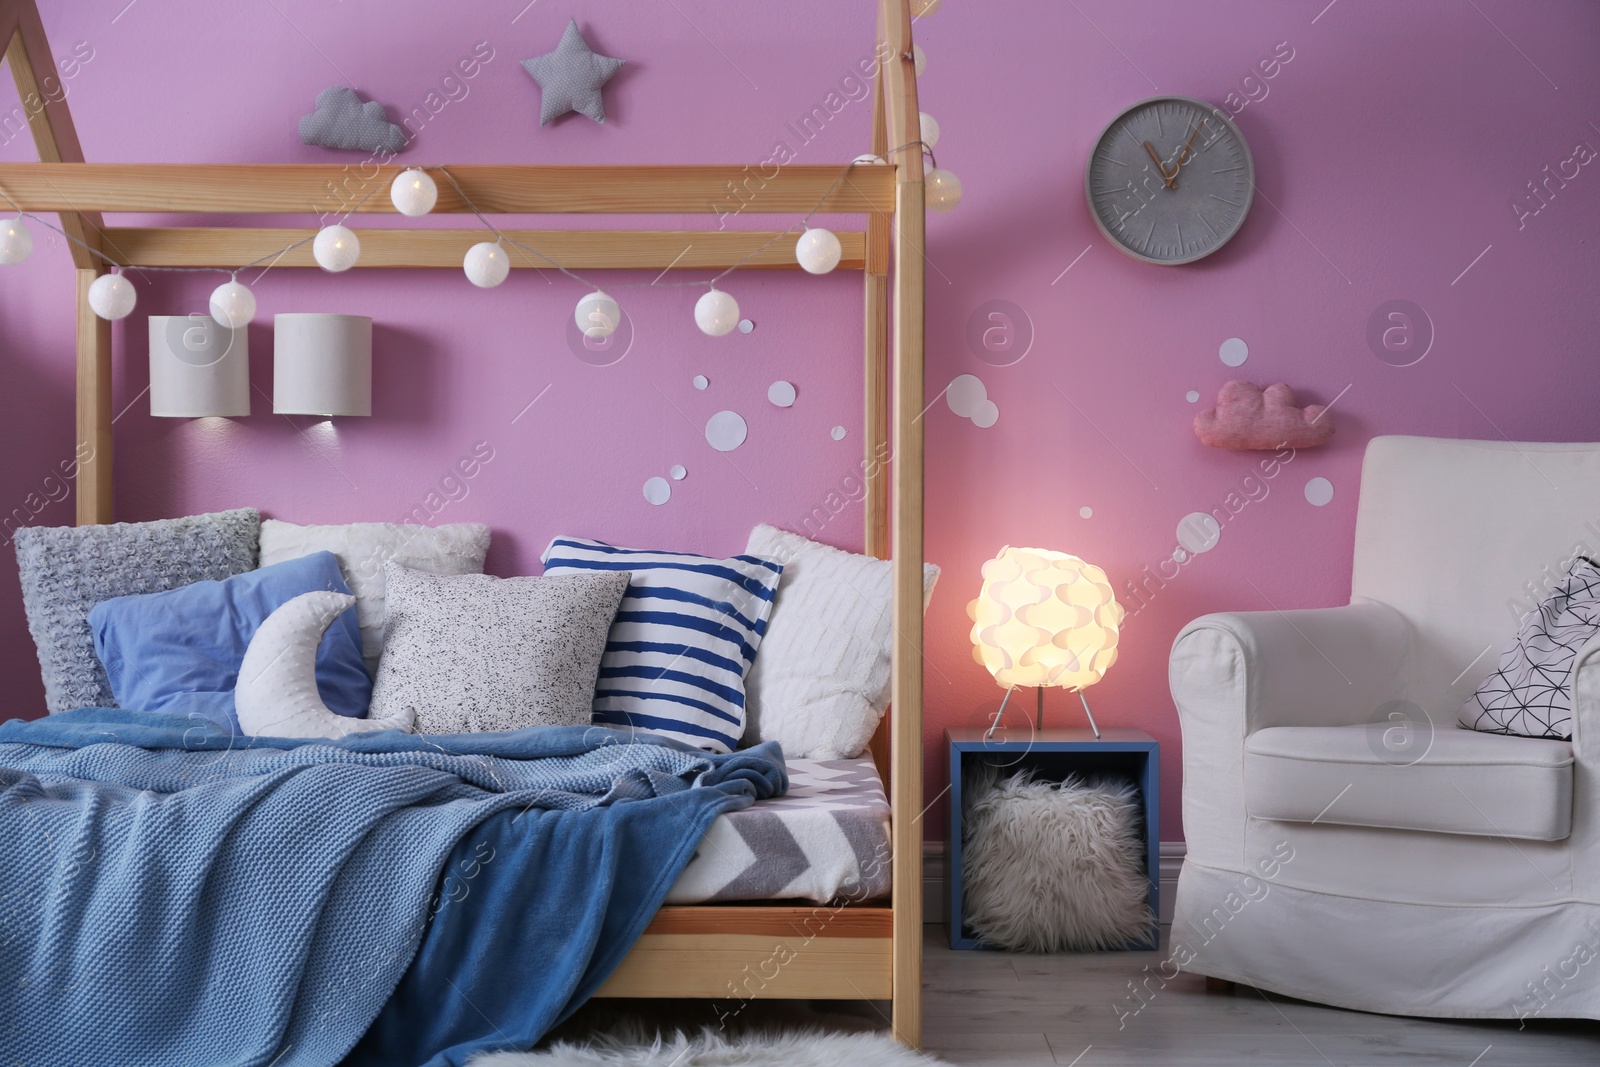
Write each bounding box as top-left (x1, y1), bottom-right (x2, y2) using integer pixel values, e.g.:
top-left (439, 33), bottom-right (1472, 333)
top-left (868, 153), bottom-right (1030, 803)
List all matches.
top-left (15, 508), bottom-right (260, 712)
top-left (370, 563), bottom-right (630, 734)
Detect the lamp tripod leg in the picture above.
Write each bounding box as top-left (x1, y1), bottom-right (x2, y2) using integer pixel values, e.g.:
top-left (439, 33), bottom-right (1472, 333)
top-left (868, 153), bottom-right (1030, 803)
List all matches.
top-left (984, 685), bottom-right (1017, 740)
top-left (1078, 688), bottom-right (1102, 739)
top-left (1037, 686), bottom-right (1044, 731)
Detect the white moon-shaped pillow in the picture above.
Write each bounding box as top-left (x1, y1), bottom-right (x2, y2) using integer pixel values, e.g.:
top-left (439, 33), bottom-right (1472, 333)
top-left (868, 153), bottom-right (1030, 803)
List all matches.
top-left (235, 590), bottom-right (414, 739)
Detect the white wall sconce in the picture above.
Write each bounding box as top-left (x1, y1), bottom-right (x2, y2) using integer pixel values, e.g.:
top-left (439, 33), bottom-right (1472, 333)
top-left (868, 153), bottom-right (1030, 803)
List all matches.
top-left (273, 313), bottom-right (372, 417)
top-left (148, 315), bottom-right (250, 418)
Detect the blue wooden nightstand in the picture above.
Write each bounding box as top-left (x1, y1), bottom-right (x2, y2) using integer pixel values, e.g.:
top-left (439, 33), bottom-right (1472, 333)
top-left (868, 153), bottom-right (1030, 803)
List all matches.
top-left (945, 726), bottom-right (1160, 951)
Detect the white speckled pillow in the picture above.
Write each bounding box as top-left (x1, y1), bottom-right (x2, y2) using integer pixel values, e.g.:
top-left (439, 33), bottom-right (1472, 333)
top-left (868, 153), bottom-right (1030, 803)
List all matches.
top-left (14, 508), bottom-right (260, 713)
top-left (259, 519), bottom-right (490, 675)
top-left (369, 563), bottom-right (630, 735)
top-left (742, 524), bottom-right (939, 759)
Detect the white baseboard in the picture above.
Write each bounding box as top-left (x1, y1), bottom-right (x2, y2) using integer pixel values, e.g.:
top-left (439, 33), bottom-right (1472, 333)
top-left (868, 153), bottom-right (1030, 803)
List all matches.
top-left (923, 840), bottom-right (1186, 926)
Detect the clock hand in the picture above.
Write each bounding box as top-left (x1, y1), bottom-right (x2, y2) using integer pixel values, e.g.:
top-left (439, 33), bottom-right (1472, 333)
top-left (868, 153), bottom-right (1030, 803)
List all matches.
top-left (1167, 120), bottom-right (1209, 185)
top-left (1142, 140), bottom-right (1177, 188)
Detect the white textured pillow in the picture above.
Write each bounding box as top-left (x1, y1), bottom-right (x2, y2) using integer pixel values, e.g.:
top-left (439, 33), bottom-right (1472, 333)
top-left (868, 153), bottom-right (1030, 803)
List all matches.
top-left (259, 519), bottom-right (490, 674)
top-left (743, 525), bottom-right (939, 759)
top-left (370, 564), bottom-right (631, 735)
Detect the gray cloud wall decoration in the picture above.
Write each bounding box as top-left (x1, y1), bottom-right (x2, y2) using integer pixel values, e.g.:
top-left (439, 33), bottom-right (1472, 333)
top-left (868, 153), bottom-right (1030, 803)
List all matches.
top-left (299, 87), bottom-right (407, 154)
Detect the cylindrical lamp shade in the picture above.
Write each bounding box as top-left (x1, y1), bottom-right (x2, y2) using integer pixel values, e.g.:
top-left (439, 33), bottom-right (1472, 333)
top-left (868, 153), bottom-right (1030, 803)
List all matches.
top-left (968, 546), bottom-right (1124, 690)
top-left (149, 315), bottom-right (250, 418)
top-left (273, 314), bottom-right (372, 416)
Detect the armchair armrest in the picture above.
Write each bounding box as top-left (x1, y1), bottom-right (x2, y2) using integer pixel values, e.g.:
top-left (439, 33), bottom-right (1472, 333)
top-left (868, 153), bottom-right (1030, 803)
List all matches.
top-left (1171, 598), bottom-right (1412, 734)
top-left (1169, 599), bottom-right (1411, 868)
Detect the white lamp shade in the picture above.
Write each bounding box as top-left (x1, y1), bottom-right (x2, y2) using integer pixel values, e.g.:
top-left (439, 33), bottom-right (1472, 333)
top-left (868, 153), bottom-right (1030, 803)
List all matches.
top-left (967, 545), bottom-right (1123, 690)
top-left (149, 315), bottom-right (250, 418)
top-left (273, 313), bottom-right (372, 416)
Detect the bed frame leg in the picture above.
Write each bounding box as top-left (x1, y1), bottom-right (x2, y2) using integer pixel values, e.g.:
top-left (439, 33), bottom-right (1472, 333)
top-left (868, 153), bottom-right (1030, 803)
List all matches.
top-left (1205, 977), bottom-right (1237, 995)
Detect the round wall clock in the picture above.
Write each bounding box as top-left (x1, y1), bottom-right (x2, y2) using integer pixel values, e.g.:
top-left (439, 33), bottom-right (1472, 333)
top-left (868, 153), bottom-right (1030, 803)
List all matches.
top-left (1084, 96), bottom-right (1254, 265)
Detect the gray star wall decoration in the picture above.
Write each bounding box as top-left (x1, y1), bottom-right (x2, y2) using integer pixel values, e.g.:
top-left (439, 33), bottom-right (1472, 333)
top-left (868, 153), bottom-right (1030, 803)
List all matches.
top-left (521, 20), bottom-right (625, 126)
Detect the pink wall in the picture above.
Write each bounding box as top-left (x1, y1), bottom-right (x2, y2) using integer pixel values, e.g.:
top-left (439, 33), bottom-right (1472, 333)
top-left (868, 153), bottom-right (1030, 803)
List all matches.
top-left (3, 1), bottom-right (1599, 842)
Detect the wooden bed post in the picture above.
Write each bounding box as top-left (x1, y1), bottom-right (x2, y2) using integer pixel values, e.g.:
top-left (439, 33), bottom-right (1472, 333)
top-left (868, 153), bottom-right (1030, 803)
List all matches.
top-left (863, 38), bottom-right (894, 786)
top-left (0, 0), bottom-right (113, 524)
top-left (74, 267), bottom-right (113, 524)
top-left (881, 0), bottom-right (926, 1048)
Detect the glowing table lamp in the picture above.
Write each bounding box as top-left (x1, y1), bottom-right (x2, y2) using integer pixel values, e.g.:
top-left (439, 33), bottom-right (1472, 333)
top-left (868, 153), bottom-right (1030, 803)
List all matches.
top-left (967, 545), bottom-right (1124, 738)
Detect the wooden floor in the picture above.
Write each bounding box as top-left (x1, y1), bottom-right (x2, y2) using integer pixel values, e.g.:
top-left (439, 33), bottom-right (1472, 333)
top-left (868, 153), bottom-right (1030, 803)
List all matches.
top-left (551, 925), bottom-right (1600, 1065)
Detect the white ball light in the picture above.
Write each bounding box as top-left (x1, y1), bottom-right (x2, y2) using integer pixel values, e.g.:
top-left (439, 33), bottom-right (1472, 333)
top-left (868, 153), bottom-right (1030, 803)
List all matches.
top-left (87, 272), bottom-right (136, 320)
top-left (209, 280), bottom-right (256, 328)
top-left (926, 168), bottom-right (964, 213)
top-left (795, 227), bottom-right (843, 275)
top-left (463, 241), bottom-right (510, 288)
top-left (575, 290), bottom-right (621, 339)
top-left (913, 44), bottom-right (927, 77)
top-left (0, 217), bottom-right (33, 264)
top-left (390, 168), bottom-right (437, 217)
top-left (911, 0), bottom-right (942, 16)
top-left (312, 224), bottom-right (360, 272)
top-left (695, 289), bottom-right (740, 337)
top-left (920, 112), bottom-right (941, 149)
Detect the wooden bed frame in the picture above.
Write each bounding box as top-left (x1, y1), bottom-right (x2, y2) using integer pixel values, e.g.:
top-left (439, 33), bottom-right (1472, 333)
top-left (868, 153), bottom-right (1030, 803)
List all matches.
top-left (0, 0), bottom-right (928, 1046)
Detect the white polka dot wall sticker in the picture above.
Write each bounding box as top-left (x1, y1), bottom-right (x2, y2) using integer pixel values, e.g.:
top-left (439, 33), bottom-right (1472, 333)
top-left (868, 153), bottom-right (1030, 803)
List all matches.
top-left (693, 375), bottom-right (709, 390)
top-left (1219, 337), bottom-right (1249, 367)
top-left (1305, 477), bottom-right (1334, 506)
top-left (643, 476), bottom-right (671, 506)
top-left (1079, 506), bottom-right (1093, 519)
top-left (768, 381), bottom-right (797, 408)
top-left (705, 410), bottom-right (748, 452)
top-left (670, 465), bottom-right (687, 480)
top-left (946, 373), bottom-right (1000, 428)
top-left (831, 426), bottom-right (847, 440)
top-left (1177, 512), bottom-right (1222, 554)
top-left (738, 319), bottom-right (755, 334)
top-left (1186, 390), bottom-right (1201, 403)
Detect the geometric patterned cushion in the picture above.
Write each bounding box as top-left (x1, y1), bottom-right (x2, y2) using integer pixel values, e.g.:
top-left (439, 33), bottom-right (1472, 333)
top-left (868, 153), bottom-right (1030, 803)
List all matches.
top-left (1459, 556), bottom-right (1600, 740)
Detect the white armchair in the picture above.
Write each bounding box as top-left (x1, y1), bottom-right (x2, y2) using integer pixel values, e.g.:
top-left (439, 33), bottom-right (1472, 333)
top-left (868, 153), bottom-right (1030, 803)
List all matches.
top-left (1171, 436), bottom-right (1600, 1022)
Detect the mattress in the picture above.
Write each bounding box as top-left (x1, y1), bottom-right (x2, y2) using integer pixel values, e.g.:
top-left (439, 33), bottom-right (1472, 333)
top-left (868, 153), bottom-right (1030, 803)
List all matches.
top-left (666, 755), bottom-right (892, 904)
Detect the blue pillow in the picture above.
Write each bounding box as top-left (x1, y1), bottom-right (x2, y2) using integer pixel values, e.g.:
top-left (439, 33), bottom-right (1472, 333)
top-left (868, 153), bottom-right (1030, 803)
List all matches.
top-left (88, 551), bottom-right (370, 733)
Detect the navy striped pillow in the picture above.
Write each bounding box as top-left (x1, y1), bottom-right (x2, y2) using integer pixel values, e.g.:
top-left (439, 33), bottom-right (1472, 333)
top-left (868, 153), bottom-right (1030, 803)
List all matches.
top-left (541, 536), bottom-right (783, 753)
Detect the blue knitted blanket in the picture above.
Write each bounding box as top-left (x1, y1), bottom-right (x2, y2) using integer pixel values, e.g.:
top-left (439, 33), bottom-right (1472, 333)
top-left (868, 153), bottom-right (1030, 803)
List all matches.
top-left (0, 709), bottom-right (785, 1067)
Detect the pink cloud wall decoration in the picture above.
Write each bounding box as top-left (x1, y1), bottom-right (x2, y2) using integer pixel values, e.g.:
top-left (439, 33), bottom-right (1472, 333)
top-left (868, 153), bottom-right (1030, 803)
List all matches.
top-left (1193, 380), bottom-right (1335, 450)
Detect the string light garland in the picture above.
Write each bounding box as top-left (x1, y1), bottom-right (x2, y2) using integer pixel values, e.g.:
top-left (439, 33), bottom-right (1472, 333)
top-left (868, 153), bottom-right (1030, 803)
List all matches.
top-left (795, 226), bottom-right (843, 275)
top-left (0, 108), bottom-right (959, 335)
top-left (87, 270), bottom-right (136, 320)
top-left (462, 241), bottom-right (510, 288)
top-left (209, 277), bottom-right (257, 328)
top-left (390, 167), bottom-right (437, 216)
top-left (0, 215), bottom-right (32, 264)
top-left (575, 290), bottom-right (621, 339)
top-left (312, 224), bottom-right (361, 272)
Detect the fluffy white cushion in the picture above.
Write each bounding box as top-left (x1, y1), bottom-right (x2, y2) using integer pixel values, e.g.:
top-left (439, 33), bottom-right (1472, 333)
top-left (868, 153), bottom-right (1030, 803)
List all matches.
top-left (235, 590), bottom-right (414, 738)
top-left (260, 519), bottom-right (490, 674)
top-left (370, 564), bottom-right (630, 735)
top-left (961, 768), bottom-right (1151, 952)
top-left (742, 525), bottom-right (938, 760)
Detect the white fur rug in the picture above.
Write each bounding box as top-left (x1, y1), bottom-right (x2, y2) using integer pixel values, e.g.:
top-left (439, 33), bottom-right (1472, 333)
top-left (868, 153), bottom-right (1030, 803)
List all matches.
top-left (962, 767), bottom-right (1151, 952)
top-left (468, 1027), bottom-right (940, 1066)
